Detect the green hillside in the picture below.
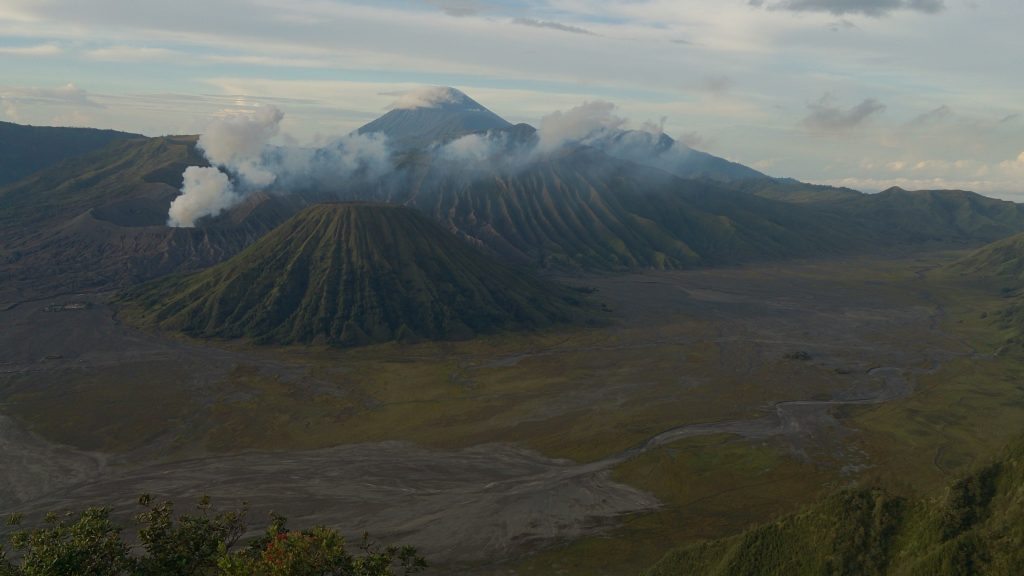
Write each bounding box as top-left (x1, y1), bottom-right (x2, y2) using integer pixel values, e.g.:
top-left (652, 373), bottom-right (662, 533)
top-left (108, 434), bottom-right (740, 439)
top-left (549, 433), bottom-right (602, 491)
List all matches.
top-left (118, 203), bottom-right (584, 347)
top-left (0, 134), bottom-right (203, 226)
top-left (943, 233), bottom-right (1024, 349)
top-left (948, 232), bottom-right (1024, 285)
top-left (829, 187), bottom-right (1024, 245)
top-left (0, 136), bottom-right (291, 305)
top-left (646, 436), bottom-right (1024, 576)
top-left (0, 121), bottom-right (142, 187)
top-left (5, 129), bottom-right (1024, 307)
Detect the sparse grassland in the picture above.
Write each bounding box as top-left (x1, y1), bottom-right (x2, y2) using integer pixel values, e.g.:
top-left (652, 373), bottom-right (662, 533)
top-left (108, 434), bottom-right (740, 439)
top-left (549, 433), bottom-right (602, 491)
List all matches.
top-left (3, 250), bottom-right (1024, 573)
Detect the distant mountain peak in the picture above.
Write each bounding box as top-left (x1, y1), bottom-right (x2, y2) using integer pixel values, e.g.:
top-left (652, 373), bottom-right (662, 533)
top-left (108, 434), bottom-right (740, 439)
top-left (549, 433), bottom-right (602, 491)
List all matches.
top-left (388, 86), bottom-right (477, 111)
top-left (359, 87), bottom-right (511, 149)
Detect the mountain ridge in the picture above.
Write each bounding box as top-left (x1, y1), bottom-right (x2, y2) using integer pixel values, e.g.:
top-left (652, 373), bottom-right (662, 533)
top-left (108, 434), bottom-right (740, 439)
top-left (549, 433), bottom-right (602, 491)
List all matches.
top-left (0, 121), bottom-right (143, 187)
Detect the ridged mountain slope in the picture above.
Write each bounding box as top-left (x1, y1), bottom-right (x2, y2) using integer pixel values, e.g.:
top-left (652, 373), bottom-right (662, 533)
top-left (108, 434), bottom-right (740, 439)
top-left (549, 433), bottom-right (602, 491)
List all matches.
top-left (382, 147), bottom-right (861, 271)
top-left (117, 203), bottom-right (583, 347)
top-left (585, 129), bottom-right (769, 183)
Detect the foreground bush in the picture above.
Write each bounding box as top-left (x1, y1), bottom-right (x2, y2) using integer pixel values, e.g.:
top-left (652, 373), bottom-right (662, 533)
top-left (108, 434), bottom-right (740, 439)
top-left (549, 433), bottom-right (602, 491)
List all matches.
top-left (0, 496), bottom-right (425, 576)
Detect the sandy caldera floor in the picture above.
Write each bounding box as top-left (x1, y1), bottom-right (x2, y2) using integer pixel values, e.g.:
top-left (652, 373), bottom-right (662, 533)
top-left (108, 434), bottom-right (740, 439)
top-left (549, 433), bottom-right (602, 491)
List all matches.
top-left (0, 253), bottom-right (978, 572)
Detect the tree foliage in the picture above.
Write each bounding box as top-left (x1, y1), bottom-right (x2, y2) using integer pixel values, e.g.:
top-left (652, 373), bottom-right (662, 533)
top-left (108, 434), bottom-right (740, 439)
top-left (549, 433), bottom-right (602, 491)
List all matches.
top-left (1, 497), bottom-right (425, 576)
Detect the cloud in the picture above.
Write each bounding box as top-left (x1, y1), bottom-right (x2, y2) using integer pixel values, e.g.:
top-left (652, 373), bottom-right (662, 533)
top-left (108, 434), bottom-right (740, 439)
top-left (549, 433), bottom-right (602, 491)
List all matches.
top-left (802, 95), bottom-right (885, 133)
top-left (0, 43), bottom-right (61, 56)
top-left (511, 18), bottom-right (596, 36)
top-left (537, 100), bottom-right (626, 152)
top-left (434, 99), bottom-right (724, 182)
top-left (423, 0), bottom-right (481, 17)
top-left (1, 99), bottom-right (21, 122)
top-left (388, 86), bottom-right (467, 110)
top-left (0, 83), bottom-right (103, 108)
top-left (263, 132), bottom-right (392, 191)
top-left (84, 46), bottom-right (179, 61)
top-left (828, 18), bottom-right (858, 31)
top-left (432, 130), bottom-right (531, 174)
top-left (750, 0), bottom-right (945, 16)
top-left (678, 131), bottom-right (708, 149)
top-left (704, 75), bottom-right (734, 95)
top-left (204, 54), bottom-right (333, 69)
top-left (905, 104), bottom-right (952, 128)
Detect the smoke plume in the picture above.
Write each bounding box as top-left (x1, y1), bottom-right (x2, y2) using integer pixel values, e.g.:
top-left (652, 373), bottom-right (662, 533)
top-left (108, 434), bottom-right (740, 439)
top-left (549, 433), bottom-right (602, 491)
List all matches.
top-left (167, 88), bottom-right (733, 228)
top-left (167, 167), bottom-right (239, 228)
top-left (199, 105), bottom-right (283, 187)
top-left (436, 100), bottom-right (692, 175)
top-left (536, 101), bottom-right (626, 153)
top-left (167, 106), bottom-right (394, 227)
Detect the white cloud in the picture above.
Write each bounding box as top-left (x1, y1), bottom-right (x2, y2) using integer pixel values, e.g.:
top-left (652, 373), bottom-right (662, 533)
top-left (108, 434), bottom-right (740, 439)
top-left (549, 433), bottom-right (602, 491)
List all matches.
top-left (390, 86), bottom-right (465, 110)
top-left (204, 54), bottom-right (332, 68)
top-left (0, 83), bottom-right (103, 108)
top-left (751, 0), bottom-right (945, 17)
top-left (0, 0), bottom-right (1018, 199)
top-left (0, 43), bottom-right (61, 56)
top-left (84, 46), bottom-right (179, 61)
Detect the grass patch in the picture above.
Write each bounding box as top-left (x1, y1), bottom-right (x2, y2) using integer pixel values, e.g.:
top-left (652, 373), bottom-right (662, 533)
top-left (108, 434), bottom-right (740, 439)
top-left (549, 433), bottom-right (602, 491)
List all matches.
top-left (501, 435), bottom-right (834, 576)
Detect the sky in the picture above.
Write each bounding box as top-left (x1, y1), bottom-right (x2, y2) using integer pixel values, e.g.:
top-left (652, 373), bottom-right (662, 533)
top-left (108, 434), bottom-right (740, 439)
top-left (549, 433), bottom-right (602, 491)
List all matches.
top-left (1, 0), bottom-right (1022, 197)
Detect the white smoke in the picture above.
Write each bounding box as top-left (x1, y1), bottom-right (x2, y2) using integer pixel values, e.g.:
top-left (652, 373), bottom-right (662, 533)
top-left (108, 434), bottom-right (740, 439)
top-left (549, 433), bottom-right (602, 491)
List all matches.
top-left (199, 105), bottom-right (283, 187)
top-left (436, 131), bottom-right (510, 165)
top-left (536, 101), bottom-right (627, 154)
top-left (166, 93), bottom-right (720, 228)
top-left (167, 106), bottom-right (395, 228)
top-left (167, 167), bottom-right (239, 228)
top-left (268, 132), bottom-right (393, 190)
top-left (437, 100), bottom-right (633, 170)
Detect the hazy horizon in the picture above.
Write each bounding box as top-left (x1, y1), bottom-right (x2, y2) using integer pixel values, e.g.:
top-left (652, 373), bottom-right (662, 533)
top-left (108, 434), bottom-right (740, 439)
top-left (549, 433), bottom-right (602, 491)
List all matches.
top-left (1, 0), bottom-right (1021, 198)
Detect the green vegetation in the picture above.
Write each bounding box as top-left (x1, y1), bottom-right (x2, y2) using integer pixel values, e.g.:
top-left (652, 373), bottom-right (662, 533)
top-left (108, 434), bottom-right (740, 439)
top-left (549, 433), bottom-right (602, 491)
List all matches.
top-left (6, 251), bottom-right (1024, 575)
top-left (942, 232), bottom-right (1024, 349)
top-left (506, 436), bottom-right (834, 576)
top-left (828, 187), bottom-right (1024, 245)
top-left (0, 121), bottom-right (142, 187)
top-left (0, 134), bottom-right (276, 305)
top-left (0, 135), bottom-right (199, 226)
top-left (947, 232), bottom-right (1024, 284)
top-left (399, 149), bottom-right (857, 271)
top-left (394, 152), bottom-right (1024, 273)
top-left (117, 203), bottom-right (586, 347)
top-left (1, 496), bottom-right (425, 576)
top-left (644, 435), bottom-right (1024, 575)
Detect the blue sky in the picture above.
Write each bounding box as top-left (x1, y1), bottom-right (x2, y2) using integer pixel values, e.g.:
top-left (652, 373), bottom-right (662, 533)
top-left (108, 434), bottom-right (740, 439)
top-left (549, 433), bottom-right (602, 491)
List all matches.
top-left (1, 0), bottom-right (1022, 196)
